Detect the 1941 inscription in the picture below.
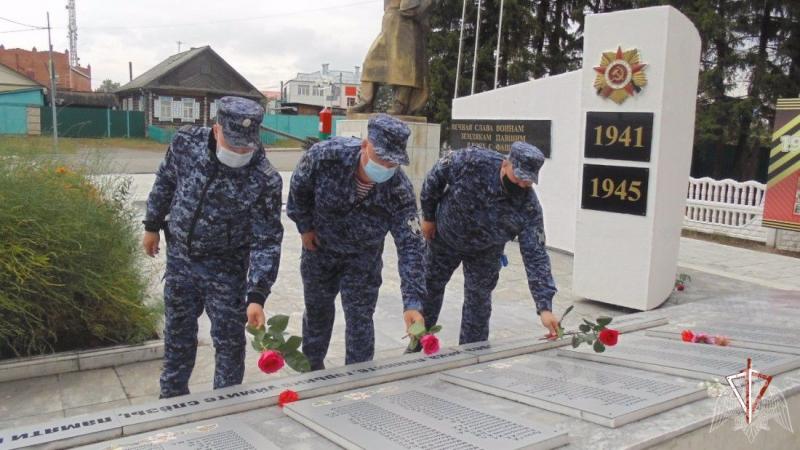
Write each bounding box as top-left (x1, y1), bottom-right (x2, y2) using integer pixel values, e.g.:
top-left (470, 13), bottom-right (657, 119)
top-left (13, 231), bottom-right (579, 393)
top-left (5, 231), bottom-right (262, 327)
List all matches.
top-left (585, 112), bottom-right (654, 162)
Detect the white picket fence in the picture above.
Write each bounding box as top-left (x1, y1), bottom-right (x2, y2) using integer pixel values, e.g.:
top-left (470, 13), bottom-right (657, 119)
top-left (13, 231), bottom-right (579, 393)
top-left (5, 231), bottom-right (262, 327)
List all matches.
top-left (684, 177), bottom-right (768, 242)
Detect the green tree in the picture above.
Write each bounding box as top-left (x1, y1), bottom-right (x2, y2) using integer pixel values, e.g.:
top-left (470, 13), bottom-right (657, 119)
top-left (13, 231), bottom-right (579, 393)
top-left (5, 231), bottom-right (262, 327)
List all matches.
top-left (95, 79), bottom-right (120, 93)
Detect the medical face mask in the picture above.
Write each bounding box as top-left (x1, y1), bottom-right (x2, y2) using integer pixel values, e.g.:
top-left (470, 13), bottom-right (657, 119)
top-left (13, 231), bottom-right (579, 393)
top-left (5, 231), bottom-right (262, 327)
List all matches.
top-left (502, 174), bottom-right (531, 196)
top-left (364, 158), bottom-right (397, 183)
top-left (217, 144), bottom-right (254, 168)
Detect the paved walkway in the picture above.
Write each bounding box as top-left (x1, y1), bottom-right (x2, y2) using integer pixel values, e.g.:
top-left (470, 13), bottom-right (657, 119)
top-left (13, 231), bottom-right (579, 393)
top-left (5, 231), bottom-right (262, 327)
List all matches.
top-left (1, 173), bottom-right (798, 431)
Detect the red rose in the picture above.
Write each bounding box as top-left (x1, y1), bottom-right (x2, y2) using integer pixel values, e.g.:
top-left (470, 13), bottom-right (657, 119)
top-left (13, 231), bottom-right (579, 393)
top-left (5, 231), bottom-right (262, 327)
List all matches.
top-left (278, 389), bottom-right (299, 408)
top-left (420, 334), bottom-right (440, 355)
top-left (258, 350), bottom-right (285, 374)
top-left (676, 284), bottom-right (685, 291)
top-left (681, 330), bottom-right (694, 342)
top-left (597, 328), bottom-right (619, 346)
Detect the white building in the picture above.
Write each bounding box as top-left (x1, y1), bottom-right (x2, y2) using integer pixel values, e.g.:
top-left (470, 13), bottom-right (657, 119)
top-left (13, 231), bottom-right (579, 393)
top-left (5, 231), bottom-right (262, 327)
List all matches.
top-left (282, 64), bottom-right (360, 110)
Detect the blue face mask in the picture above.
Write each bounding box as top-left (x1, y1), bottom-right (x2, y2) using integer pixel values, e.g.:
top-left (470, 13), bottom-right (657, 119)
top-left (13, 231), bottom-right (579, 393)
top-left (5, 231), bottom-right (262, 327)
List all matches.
top-left (364, 158), bottom-right (397, 183)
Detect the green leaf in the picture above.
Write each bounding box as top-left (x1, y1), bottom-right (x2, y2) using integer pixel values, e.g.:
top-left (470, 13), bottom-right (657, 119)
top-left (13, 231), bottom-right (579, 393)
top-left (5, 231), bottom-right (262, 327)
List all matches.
top-left (251, 339), bottom-right (263, 352)
top-left (571, 335), bottom-right (579, 348)
top-left (428, 325), bottom-right (443, 334)
top-left (408, 322), bottom-right (426, 338)
top-left (596, 317), bottom-right (613, 327)
top-left (264, 337), bottom-right (282, 350)
top-left (583, 319), bottom-right (595, 327)
top-left (578, 324), bottom-right (590, 333)
top-left (408, 336), bottom-right (420, 351)
top-left (267, 329), bottom-right (286, 345)
top-left (282, 336), bottom-right (302, 353)
top-left (284, 350), bottom-right (311, 373)
top-left (246, 324), bottom-right (263, 336)
top-left (559, 305), bottom-right (574, 326)
top-left (593, 340), bottom-right (606, 353)
top-left (267, 315), bottom-right (290, 333)
top-left (556, 326), bottom-right (564, 339)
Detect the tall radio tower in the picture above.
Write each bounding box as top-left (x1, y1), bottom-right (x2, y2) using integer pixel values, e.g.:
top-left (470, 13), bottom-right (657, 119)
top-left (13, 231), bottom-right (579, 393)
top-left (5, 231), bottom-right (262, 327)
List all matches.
top-left (66, 0), bottom-right (78, 66)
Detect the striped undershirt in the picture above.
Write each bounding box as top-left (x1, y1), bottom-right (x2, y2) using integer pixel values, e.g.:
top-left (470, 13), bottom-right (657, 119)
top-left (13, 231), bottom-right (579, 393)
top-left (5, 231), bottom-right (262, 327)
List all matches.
top-left (355, 177), bottom-right (375, 201)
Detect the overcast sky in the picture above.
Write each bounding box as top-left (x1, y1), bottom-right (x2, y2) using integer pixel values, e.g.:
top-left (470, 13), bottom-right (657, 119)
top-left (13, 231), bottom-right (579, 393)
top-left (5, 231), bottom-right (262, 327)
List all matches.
top-left (0, 0), bottom-right (384, 90)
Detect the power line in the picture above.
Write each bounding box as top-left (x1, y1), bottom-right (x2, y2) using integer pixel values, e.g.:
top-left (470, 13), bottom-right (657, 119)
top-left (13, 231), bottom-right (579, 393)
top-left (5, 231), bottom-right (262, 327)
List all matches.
top-left (0, 15), bottom-right (45, 29)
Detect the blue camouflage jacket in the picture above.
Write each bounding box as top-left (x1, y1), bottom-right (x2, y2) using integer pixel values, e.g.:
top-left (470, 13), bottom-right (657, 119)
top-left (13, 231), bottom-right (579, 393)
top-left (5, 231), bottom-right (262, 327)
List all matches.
top-left (144, 125), bottom-right (283, 306)
top-left (286, 136), bottom-right (426, 311)
top-left (420, 147), bottom-right (556, 313)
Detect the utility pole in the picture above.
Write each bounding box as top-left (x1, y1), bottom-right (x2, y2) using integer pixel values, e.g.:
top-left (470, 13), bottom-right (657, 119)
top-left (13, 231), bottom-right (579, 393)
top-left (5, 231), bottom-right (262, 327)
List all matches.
top-left (471, 0), bottom-right (482, 95)
top-left (47, 12), bottom-right (59, 151)
top-left (177, 41), bottom-right (184, 52)
top-left (494, 0), bottom-right (505, 89)
top-left (454, 0), bottom-right (467, 99)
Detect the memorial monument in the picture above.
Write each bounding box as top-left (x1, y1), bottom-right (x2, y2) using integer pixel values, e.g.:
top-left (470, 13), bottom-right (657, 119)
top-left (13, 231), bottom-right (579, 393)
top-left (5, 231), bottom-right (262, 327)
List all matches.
top-left (2, 6), bottom-right (799, 450)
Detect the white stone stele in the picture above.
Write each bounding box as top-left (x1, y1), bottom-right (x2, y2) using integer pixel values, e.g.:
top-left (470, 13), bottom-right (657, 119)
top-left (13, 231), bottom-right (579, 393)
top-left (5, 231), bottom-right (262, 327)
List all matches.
top-left (335, 119), bottom-right (441, 203)
top-left (559, 334), bottom-right (800, 380)
top-left (452, 72), bottom-right (581, 253)
top-left (441, 354), bottom-right (706, 428)
top-left (646, 321), bottom-right (800, 355)
top-left (572, 6), bottom-right (702, 311)
top-left (283, 384), bottom-right (569, 450)
top-left (0, 348), bottom-right (476, 450)
top-left (78, 417), bottom-right (277, 450)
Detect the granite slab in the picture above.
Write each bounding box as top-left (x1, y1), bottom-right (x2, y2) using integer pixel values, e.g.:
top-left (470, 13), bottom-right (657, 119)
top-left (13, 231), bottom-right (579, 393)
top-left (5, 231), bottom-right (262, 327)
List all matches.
top-left (558, 334), bottom-right (800, 380)
top-left (284, 384), bottom-right (569, 450)
top-left (0, 348), bottom-right (477, 449)
top-left (646, 321), bottom-right (800, 355)
top-left (441, 354), bottom-right (706, 427)
top-left (77, 417), bottom-right (278, 450)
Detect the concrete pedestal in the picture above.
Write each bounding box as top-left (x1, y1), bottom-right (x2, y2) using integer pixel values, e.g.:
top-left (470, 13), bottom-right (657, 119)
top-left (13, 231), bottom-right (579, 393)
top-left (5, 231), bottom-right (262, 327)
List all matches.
top-left (336, 119), bottom-right (441, 202)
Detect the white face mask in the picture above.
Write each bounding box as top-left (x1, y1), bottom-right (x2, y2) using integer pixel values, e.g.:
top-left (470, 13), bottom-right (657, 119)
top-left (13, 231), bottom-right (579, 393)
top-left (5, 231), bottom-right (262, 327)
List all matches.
top-left (217, 143), bottom-right (254, 168)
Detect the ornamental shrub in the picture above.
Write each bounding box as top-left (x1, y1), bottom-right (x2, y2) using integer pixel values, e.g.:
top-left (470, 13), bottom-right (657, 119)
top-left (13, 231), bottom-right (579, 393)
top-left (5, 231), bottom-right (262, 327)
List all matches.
top-left (0, 157), bottom-right (158, 358)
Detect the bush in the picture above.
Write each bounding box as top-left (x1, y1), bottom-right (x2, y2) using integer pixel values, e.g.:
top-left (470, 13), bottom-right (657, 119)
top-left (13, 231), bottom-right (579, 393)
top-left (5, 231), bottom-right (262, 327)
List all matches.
top-left (0, 157), bottom-right (159, 358)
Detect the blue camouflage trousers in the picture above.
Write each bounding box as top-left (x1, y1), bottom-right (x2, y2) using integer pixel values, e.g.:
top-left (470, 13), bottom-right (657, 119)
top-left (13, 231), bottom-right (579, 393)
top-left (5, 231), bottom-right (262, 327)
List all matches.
top-left (423, 237), bottom-right (503, 345)
top-left (300, 246), bottom-right (383, 371)
top-left (160, 245), bottom-right (248, 398)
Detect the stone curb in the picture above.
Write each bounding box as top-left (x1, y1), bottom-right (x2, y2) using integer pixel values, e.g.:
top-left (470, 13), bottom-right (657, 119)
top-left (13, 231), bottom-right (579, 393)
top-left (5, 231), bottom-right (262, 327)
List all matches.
top-left (0, 340), bottom-right (164, 383)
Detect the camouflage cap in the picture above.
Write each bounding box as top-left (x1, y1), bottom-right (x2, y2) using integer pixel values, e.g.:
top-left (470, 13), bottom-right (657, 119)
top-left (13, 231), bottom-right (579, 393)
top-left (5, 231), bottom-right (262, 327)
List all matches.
top-left (216, 96), bottom-right (264, 149)
top-left (367, 113), bottom-right (411, 165)
top-left (509, 141), bottom-right (545, 183)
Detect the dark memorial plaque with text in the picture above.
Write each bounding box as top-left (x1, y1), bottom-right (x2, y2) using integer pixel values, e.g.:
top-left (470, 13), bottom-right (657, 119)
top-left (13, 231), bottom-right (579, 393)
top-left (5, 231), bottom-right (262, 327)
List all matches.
top-left (585, 112), bottom-right (654, 161)
top-left (449, 119), bottom-right (552, 157)
top-left (581, 164), bottom-right (649, 216)
top-left (284, 385), bottom-right (568, 450)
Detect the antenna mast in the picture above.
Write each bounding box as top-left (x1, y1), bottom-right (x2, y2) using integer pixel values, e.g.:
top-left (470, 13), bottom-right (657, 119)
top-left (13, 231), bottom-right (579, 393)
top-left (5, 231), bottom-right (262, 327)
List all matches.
top-left (66, 0), bottom-right (78, 66)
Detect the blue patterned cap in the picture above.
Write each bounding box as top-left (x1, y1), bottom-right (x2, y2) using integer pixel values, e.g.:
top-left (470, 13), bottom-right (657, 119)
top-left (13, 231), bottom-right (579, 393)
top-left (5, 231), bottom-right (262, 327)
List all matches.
top-left (216, 96), bottom-right (264, 149)
top-left (509, 141), bottom-right (545, 183)
top-left (367, 114), bottom-right (411, 165)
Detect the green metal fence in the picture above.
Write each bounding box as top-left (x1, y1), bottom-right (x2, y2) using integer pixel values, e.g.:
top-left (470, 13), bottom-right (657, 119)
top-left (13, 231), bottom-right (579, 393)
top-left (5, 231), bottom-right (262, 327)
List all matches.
top-left (148, 125), bottom-right (278, 146)
top-left (41, 107), bottom-right (145, 138)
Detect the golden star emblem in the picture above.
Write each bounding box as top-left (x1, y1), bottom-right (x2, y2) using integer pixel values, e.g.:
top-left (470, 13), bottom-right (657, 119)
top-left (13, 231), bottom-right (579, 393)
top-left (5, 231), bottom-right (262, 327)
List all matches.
top-left (593, 46), bottom-right (648, 104)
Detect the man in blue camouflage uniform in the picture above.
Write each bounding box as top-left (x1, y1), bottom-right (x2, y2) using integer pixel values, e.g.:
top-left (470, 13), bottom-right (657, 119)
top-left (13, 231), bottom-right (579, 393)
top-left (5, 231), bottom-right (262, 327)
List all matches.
top-left (287, 114), bottom-right (426, 371)
top-left (419, 141), bottom-right (559, 345)
top-left (142, 96), bottom-right (283, 398)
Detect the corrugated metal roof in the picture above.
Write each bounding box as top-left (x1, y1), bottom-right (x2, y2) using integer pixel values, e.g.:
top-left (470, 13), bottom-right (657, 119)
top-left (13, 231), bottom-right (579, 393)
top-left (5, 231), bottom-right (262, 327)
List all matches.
top-left (291, 69), bottom-right (360, 85)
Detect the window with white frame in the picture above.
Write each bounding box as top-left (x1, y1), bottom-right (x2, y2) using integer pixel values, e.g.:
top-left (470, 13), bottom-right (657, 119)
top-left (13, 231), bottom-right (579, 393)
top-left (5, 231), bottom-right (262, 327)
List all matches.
top-left (347, 97), bottom-right (356, 107)
top-left (160, 96), bottom-right (172, 120)
top-left (312, 86), bottom-right (322, 96)
top-left (210, 99), bottom-right (218, 119)
top-left (297, 84), bottom-right (309, 96)
top-left (182, 98), bottom-right (195, 121)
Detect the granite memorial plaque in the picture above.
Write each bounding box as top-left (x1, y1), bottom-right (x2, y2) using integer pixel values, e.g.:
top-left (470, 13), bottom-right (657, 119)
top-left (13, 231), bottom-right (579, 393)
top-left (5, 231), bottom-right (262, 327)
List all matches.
top-left (284, 384), bottom-right (568, 450)
top-left (449, 119), bottom-right (552, 157)
top-left (441, 354), bottom-right (705, 427)
top-left (1, 349), bottom-right (477, 449)
top-left (559, 335), bottom-right (800, 379)
top-left (584, 112), bottom-right (654, 162)
top-left (646, 321), bottom-right (800, 355)
top-left (79, 418), bottom-right (277, 450)
top-left (581, 164), bottom-right (649, 216)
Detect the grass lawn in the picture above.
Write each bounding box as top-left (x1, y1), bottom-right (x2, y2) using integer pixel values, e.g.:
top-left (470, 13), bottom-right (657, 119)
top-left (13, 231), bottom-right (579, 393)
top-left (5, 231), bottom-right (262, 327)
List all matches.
top-left (0, 135), bottom-right (163, 155)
